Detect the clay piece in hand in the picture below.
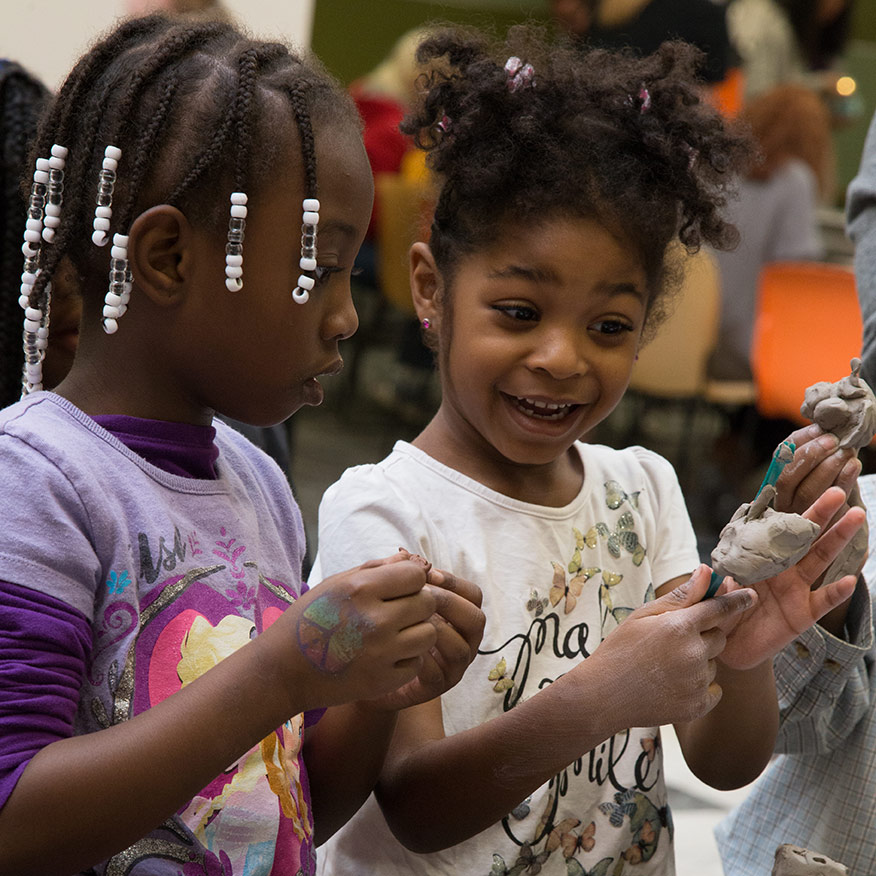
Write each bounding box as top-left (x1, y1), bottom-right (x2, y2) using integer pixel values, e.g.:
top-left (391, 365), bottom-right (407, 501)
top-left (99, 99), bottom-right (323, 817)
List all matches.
top-left (800, 357), bottom-right (876, 449)
top-left (772, 844), bottom-right (848, 875)
top-left (711, 485), bottom-right (820, 586)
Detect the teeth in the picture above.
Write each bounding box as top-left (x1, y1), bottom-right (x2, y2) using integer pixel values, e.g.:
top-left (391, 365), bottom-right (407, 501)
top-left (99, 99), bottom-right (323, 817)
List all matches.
top-left (524, 397), bottom-right (563, 411)
top-left (516, 397), bottom-right (573, 420)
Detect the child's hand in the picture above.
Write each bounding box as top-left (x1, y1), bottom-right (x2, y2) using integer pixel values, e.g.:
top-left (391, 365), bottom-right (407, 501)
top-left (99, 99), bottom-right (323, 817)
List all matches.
top-left (369, 564), bottom-right (485, 712)
top-left (267, 552), bottom-right (440, 712)
top-left (718, 485), bottom-right (865, 670)
top-left (585, 566), bottom-right (755, 728)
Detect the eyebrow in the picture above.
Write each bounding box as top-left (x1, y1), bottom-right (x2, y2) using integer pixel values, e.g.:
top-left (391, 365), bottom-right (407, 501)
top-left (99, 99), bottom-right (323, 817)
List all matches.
top-left (318, 219), bottom-right (359, 238)
top-left (488, 264), bottom-right (646, 300)
top-left (488, 265), bottom-right (559, 283)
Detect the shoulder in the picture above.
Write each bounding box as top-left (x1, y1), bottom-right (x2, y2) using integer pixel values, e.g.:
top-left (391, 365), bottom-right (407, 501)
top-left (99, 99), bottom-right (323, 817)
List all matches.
top-left (579, 441), bottom-right (680, 488)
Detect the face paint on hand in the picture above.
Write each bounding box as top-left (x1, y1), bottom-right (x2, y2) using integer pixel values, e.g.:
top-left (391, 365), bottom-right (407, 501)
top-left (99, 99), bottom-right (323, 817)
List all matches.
top-left (297, 594), bottom-right (372, 674)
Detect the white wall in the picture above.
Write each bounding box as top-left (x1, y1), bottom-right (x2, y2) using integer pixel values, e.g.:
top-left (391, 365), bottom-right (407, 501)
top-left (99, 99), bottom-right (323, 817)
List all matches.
top-left (1, 0), bottom-right (315, 91)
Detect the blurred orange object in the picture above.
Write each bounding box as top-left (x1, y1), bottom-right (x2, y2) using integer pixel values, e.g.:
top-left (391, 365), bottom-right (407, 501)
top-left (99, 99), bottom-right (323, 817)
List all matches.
top-left (374, 172), bottom-right (436, 315)
top-left (707, 66), bottom-right (744, 118)
top-left (751, 261), bottom-right (862, 425)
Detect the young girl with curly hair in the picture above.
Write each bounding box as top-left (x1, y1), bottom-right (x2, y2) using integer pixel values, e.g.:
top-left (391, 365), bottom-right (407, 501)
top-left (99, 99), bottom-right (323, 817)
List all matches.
top-left (309, 26), bottom-right (864, 875)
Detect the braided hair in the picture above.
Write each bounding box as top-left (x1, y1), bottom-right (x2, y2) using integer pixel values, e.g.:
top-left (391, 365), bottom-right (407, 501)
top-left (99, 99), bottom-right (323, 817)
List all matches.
top-left (20, 14), bottom-right (357, 356)
top-left (402, 26), bottom-right (752, 336)
top-left (0, 61), bottom-right (49, 407)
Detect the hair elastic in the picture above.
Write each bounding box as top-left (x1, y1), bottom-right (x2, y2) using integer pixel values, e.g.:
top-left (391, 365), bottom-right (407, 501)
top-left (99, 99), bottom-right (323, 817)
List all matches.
top-left (504, 56), bottom-right (535, 92)
top-left (92, 145), bottom-right (121, 246)
top-left (292, 197), bottom-right (320, 304)
top-left (225, 192), bottom-right (247, 291)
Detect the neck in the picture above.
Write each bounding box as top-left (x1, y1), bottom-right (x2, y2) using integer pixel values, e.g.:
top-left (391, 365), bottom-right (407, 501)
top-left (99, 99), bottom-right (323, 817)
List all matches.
top-left (413, 408), bottom-right (584, 506)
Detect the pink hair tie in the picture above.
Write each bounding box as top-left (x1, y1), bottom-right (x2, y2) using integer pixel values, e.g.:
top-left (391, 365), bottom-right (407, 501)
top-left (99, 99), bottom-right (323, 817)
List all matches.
top-left (638, 86), bottom-right (651, 113)
top-left (504, 56), bottom-right (535, 93)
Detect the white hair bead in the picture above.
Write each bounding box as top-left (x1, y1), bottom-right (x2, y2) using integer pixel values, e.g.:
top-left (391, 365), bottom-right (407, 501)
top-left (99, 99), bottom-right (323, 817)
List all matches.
top-left (51, 144), bottom-right (68, 159)
top-left (24, 318), bottom-right (40, 333)
top-left (292, 287), bottom-right (309, 304)
top-left (35, 157), bottom-right (50, 172)
top-left (105, 145), bottom-right (122, 161)
top-left (25, 307), bottom-right (42, 321)
top-left (225, 254), bottom-right (243, 267)
top-left (105, 292), bottom-right (123, 307)
top-left (43, 215), bottom-right (61, 229)
top-left (103, 318), bottom-right (119, 334)
top-left (103, 305), bottom-right (121, 319)
top-left (95, 206), bottom-right (112, 219)
top-left (230, 192), bottom-right (248, 205)
top-left (297, 274), bottom-right (315, 291)
top-left (230, 204), bottom-right (247, 218)
top-left (33, 170), bottom-right (49, 185)
top-left (299, 256), bottom-right (316, 271)
top-left (226, 277), bottom-right (243, 292)
top-left (225, 265), bottom-right (243, 279)
top-left (45, 202), bottom-right (61, 217)
top-left (303, 198), bottom-right (320, 212)
top-left (92, 230), bottom-right (108, 246)
top-left (18, 294), bottom-right (30, 309)
top-left (22, 241), bottom-right (38, 257)
top-left (41, 228), bottom-right (55, 242)
top-left (48, 155), bottom-right (65, 170)
top-left (93, 217), bottom-right (111, 231)
top-left (25, 218), bottom-right (42, 232)
top-left (102, 157), bottom-right (118, 172)
top-left (24, 229), bottom-right (41, 243)
top-left (302, 211), bottom-right (319, 226)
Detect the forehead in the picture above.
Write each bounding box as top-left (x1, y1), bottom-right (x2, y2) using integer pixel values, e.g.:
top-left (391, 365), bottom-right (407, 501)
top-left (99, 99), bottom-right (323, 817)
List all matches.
top-left (252, 114), bottom-right (373, 240)
top-left (478, 215), bottom-right (645, 286)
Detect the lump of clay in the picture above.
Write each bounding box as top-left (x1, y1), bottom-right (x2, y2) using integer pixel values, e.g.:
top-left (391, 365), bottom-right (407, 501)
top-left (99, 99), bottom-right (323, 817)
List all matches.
top-left (711, 485), bottom-right (820, 586)
top-left (772, 844), bottom-right (848, 875)
top-left (801, 357), bottom-right (876, 449)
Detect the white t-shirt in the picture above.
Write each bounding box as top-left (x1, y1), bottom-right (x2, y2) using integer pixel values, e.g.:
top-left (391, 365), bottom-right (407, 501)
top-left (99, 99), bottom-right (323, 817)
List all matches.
top-left (310, 440), bottom-right (699, 876)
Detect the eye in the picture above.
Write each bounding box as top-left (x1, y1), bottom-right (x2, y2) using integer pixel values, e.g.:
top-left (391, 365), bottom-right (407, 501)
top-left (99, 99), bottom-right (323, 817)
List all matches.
top-left (591, 318), bottom-right (634, 337)
top-left (493, 303), bottom-right (539, 322)
top-left (313, 265), bottom-right (342, 286)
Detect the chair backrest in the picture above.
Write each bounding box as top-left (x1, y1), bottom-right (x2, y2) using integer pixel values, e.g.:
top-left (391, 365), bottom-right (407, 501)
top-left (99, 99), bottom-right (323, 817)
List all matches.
top-left (751, 261), bottom-right (862, 424)
top-left (374, 172), bottom-right (436, 316)
top-left (629, 246), bottom-right (722, 398)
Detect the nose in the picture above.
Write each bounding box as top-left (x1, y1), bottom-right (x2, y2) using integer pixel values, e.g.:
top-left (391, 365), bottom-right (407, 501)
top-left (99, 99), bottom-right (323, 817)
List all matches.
top-left (323, 281), bottom-right (359, 342)
top-left (527, 326), bottom-right (587, 380)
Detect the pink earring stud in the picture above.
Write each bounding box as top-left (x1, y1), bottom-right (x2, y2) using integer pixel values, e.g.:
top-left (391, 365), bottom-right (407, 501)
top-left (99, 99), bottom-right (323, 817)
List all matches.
top-left (422, 318), bottom-right (431, 329)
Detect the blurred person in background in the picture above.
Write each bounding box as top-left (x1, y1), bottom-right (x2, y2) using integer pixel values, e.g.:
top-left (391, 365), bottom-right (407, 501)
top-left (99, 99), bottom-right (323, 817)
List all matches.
top-left (0, 60), bottom-right (79, 409)
top-left (708, 82), bottom-right (833, 383)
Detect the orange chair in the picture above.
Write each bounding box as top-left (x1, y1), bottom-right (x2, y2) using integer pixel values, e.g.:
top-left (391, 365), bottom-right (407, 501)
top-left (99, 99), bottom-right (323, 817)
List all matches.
top-left (750, 261), bottom-right (862, 426)
top-left (374, 172), bottom-right (436, 316)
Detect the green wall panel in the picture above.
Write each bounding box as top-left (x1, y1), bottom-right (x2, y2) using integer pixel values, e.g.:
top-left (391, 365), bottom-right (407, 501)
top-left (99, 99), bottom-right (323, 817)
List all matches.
top-left (312, 0), bottom-right (548, 84)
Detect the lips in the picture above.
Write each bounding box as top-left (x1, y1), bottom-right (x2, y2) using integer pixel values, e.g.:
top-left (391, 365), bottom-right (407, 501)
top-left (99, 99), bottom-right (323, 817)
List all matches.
top-left (511, 395), bottom-right (579, 421)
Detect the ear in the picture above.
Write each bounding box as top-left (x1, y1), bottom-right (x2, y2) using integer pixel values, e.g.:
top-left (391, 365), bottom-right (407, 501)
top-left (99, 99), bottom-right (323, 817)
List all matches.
top-left (409, 241), bottom-right (444, 329)
top-left (127, 205), bottom-right (195, 308)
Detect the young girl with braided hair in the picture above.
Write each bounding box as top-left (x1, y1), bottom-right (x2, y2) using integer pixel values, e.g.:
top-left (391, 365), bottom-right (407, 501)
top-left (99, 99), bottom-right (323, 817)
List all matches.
top-left (0, 15), bottom-right (486, 876)
top-left (310, 26), bottom-right (865, 875)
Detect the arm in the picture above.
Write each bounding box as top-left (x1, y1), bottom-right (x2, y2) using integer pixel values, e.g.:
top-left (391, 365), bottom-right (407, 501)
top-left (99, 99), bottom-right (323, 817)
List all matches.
top-left (0, 557), bottom-right (438, 876)
top-left (306, 564), bottom-right (485, 844)
top-left (374, 570), bottom-right (755, 853)
top-left (847, 108), bottom-right (876, 388)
